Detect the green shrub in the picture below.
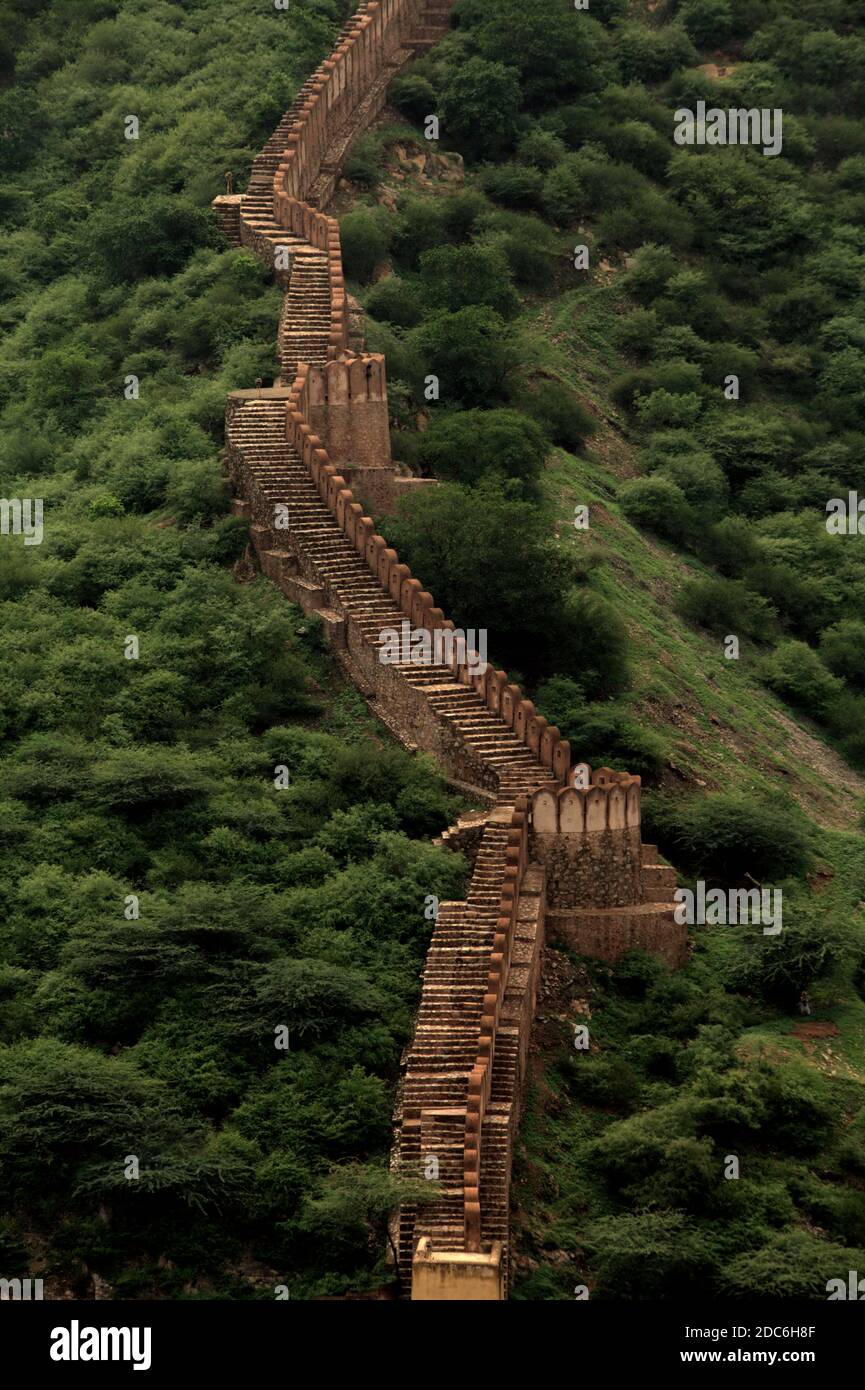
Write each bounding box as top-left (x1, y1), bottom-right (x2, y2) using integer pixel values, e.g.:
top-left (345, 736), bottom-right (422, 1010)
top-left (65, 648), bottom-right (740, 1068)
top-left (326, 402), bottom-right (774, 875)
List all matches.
top-left (653, 453), bottom-right (728, 519)
top-left (618, 475), bottom-right (691, 540)
top-left (679, 0), bottom-right (733, 47)
top-left (339, 208), bottom-right (391, 283)
top-left (700, 515), bottom-right (764, 576)
top-left (541, 155), bottom-right (583, 223)
top-left (644, 790), bottom-right (809, 881)
top-left (364, 275), bottom-right (423, 328)
top-left (604, 119), bottom-right (672, 178)
top-left (513, 378), bottom-right (596, 449)
top-left (620, 243), bottom-right (677, 302)
top-left (164, 461), bottom-right (228, 524)
top-left (567, 1054), bottom-right (641, 1111)
top-left (517, 127), bottom-right (567, 170)
top-left (388, 73), bottom-right (438, 124)
top-left (763, 640), bottom-right (844, 719)
top-left (721, 1230), bottom-right (865, 1299)
top-left (416, 408), bottom-right (547, 489)
top-left (343, 135), bottom-right (381, 190)
top-left (613, 24), bottom-right (697, 83)
top-left (610, 368), bottom-right (658, 412)
top-left (676, 576), bottom-right (776, 641)
top-left (440, 190), bottom-right (489, 242)
top-left (583, 1209), bottom-right (714, 1298)
top-left (481, 162), bottom-right (543, 208)
top-left (636, 388), bottom-right (703, 428)
top-left (485, 229), bottom-right (555, 290)
top-left (391, 196), bottom-right (448, 269)
top-left (535, 677), bottom-right (668, 777)
top-left (614, 308), bottom-right (660, 356)
top-left (820, 620), bottom-right (865, 689)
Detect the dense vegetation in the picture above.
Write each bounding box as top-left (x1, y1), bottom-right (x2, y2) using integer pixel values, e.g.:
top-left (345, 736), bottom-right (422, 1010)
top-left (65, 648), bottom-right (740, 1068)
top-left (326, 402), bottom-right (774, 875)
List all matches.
top-left (3, 0), bottom-right (865, 1303)
top-left (514, 911), bottom-right (865, 1300)
top-left (0, 0), bottom-right (463, 1299)
top-left (336, 0), bottom-right (865, 1297)
top-left (343, 0), bottom-right (865, 776)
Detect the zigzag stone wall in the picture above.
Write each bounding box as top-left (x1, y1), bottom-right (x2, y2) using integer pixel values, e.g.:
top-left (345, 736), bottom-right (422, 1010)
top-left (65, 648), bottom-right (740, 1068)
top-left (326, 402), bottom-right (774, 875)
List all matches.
top-left (216, 0), bottom-right (685, 1300)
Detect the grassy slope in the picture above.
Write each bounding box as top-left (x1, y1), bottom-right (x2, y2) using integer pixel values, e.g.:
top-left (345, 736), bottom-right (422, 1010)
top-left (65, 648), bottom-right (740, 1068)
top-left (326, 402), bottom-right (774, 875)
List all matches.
top-left (527, 279), bottom-right (865, 831)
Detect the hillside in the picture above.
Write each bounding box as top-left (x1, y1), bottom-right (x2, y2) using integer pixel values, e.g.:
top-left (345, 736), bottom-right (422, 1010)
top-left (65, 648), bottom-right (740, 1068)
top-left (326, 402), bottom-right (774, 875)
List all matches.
top-left (2, 0), bottom-right (865, 1309)
top-left (329, 0), bottom-right (865, 1297)
top-left (0, 0), bottom-right (467, 1301)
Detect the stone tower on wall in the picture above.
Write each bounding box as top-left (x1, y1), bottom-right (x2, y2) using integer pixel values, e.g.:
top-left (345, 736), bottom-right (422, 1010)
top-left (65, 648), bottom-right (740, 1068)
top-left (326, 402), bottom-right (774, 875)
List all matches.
top-left (305, 354), bottom-right (391, 470)
top-left (301, 352), bottom-right (435, 517)
top-left (529, 767), bottom-right (686, 968)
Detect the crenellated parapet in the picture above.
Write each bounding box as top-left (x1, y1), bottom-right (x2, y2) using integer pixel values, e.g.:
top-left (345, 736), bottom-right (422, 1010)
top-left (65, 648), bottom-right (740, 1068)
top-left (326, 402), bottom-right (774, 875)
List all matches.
top-left (528, 769), bottom-right (644, 911)
top-left (217, 0), bottom-right (684, 1303)
top-left (283, 362), bottom-right (574, 786)
top-left (530, 769), bottom-right (642, 837)
top-left (272, 1), bottom-right (427, 207)
top-left (303, 353), bottom-right (392, 470)
top-left (464, 798), bottom-right (529, 1253)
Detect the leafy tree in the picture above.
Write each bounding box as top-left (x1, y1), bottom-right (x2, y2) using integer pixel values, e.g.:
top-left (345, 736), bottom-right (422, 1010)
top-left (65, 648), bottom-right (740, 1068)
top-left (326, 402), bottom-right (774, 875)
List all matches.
top-left (741, 908), bottom-right (860, 1009)
top-left (418, 243), bottom-right (519, 318)
top-left (482, 162), bottom-right (543, 208)
top-left (416, 408), bottom-right (547, 488)
top-left (439, 57), bottom-right (521, 158)
top-left (408, 305), bottom-right (514, 406)
top-left (295, 1161), bottom-right (437, 1274)
top-left (383, 478), bottom-right (627, 688)
top-left (339, 209), bottom-right (391, 283)
top-left (461, 0), bottom-right (607, 106)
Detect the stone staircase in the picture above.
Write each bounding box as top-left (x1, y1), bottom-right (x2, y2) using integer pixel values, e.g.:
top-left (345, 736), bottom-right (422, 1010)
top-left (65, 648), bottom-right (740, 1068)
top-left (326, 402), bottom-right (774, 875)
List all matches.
top-left (396, 820), bottom-right (513, 1290)
top-left (641, 844), bottom-right (678, 901)
top-left (227, 398), bottom-right (555, 797)
top-left (405, 2), bottom-right (452, 52)
top-left (218, 1), bottom-right (565, 1301)
top-left (232, 192), bottom-right (331, 379)
top-left (217, 0), bottom-right (685, 1300)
